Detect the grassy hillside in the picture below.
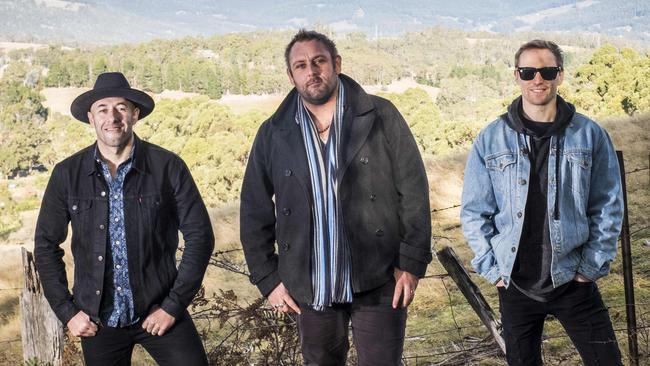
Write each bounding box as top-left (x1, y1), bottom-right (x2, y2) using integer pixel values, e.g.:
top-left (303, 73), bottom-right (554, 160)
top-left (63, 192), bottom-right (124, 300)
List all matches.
top-left (0, 29), bottom-right (648, 365)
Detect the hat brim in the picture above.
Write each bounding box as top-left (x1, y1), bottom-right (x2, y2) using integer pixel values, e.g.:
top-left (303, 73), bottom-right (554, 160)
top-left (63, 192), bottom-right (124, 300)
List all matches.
top-left (70, 88), bottom-right (155, 123)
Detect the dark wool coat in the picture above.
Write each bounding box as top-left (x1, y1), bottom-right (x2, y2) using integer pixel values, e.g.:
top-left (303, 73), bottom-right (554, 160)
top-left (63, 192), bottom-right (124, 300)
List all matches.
top-left (240, 74), bottom-right (432, 303)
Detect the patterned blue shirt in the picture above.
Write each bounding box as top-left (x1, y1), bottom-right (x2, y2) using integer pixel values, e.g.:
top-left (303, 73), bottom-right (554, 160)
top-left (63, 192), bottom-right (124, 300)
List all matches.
top-left (95, 145), bottom-right (137, 327)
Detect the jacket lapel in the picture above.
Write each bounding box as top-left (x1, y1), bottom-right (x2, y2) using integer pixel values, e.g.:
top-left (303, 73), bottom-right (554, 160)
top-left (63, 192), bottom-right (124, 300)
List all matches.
top-left (273, 123), bottom-right (311, 192)
top-left (339, 75), bottom-right (375, 180)
top-left (340, 112), bottom-right (374, 178)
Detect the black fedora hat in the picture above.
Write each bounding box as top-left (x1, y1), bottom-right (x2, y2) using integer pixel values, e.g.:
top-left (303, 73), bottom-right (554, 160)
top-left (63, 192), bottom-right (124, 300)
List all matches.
top-left (70, 72), bottom-right (155, 123)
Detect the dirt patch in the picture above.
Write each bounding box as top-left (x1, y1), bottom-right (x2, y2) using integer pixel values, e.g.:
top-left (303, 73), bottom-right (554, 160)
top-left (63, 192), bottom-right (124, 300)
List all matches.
top-left (41, 87), bottom-right (88, 117)
top-left (364, 78), bottom-right (439, 101)
top-left (0, 42), bottom-right (46, 54)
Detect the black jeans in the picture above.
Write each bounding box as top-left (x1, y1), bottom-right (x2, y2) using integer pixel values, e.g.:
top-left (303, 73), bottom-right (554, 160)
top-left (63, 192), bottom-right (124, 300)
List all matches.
top-left (498, 281), bottom-right (622, 366)
top-left (296, 280), bottom-right (407, 366)
top-left (80, 311), bottom-right (208, 366)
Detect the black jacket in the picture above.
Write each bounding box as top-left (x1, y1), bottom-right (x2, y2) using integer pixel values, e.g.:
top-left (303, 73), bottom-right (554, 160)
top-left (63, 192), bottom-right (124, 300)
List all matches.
top-left (34, 135), bottom-right (214, 325)
top-left (240, 74), bottom-right (432, 303)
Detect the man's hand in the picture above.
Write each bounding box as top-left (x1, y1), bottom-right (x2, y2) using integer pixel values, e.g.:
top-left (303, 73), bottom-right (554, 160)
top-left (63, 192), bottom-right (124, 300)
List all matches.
top-left (573, 273), bottom-right (593, 283)
top-left (496, 279), bottom-right (505, 287)
top-left (142, 305), bottom-right (176, 336)
top-left (268, 282), bottom-right (301, 314)
top-left (392, 268), bottom-right (419, 309)
top-left (67, 311), bottom-right (98, 337)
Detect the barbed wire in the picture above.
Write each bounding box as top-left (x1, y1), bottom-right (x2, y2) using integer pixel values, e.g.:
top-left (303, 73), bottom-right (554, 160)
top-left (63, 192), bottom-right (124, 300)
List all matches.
top-left (626, 166), bottom-right (649, 175)
top-left (629, 225), bottom-right (649, 237)
top-left (432, 204), bottom-right (461, 213)
top-left (0, 338), bottom-right (20, 344)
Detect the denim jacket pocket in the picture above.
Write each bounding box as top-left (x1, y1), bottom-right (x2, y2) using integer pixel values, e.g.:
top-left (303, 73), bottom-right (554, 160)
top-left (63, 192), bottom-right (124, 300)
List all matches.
top-left (485, 152), bottom-right (517, 197)
top-left (68, 199), bottom-right (93, 233)
top-left (139, 193), bottom-right (163, 230)
top-left (566, 151), bottom-right (592, 197)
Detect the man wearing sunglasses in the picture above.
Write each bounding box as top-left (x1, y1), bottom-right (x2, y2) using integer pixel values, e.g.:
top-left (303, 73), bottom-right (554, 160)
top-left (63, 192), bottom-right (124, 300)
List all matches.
top-left (461, 40), bottom-right (623, 365)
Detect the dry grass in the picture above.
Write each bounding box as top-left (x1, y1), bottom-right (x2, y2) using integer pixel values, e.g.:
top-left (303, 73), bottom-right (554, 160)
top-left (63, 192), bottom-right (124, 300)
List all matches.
top-left (0, 114), bottom-right (646, 364)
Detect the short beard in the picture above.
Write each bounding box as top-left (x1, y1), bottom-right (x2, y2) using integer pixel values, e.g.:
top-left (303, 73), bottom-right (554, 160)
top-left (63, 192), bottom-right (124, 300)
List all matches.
top-left (300, 78), bottom-right (338, 106)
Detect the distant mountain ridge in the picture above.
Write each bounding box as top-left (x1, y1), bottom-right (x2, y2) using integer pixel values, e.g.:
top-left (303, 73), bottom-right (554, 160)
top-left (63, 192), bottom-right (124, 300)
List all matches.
top-left (1, 0), bottom-right (648, 44)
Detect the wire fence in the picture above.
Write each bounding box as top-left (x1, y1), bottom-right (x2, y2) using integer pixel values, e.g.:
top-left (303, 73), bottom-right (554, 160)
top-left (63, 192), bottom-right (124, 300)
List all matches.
top-left (8, 161), bottom-right (648, 365)
top-left (193, 158), bottom-right (650, 365)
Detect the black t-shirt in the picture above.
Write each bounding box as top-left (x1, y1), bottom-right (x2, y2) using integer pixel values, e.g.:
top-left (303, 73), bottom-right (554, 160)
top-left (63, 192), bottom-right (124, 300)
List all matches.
top-left (510, 110), bottom-right (568, 301)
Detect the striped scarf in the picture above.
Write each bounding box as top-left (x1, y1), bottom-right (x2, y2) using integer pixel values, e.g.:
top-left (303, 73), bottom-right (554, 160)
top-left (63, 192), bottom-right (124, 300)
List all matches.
top-left (295, 77), bottom-right (353, 310)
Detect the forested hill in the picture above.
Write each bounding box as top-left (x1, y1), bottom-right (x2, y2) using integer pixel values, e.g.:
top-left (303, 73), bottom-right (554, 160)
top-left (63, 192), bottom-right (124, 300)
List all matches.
top-left (1, 0), bottom-right (648, 44)
top-left (0, 29), bottom-right (648, 208)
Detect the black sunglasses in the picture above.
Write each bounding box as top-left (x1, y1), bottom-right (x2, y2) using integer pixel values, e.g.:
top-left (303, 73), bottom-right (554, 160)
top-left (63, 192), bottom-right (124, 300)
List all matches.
top-left (516, 66), bottom-right (563, 81)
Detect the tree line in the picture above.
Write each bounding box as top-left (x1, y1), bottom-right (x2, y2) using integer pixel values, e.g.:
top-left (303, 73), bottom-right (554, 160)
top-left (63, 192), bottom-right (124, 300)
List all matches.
top-left (0, 29), bottom-right (648, 209)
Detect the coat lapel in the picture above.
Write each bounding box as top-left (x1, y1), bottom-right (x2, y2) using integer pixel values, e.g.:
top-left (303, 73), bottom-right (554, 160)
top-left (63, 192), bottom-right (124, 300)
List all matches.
top-left (272, 109), bottom-right (312, 194)
top-left (339, 74), bottom-right (375, 180)
top-left (340, 112), bottom-right (374, 179)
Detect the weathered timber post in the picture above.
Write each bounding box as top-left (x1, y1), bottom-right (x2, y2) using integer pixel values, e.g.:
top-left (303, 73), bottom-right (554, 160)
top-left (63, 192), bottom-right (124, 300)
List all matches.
top-left (20, 247), bottom-right (64, 365)
top-left (617, 151), bottom-right (639, 366)
top-left (436, 246), bottom-right (506, 354)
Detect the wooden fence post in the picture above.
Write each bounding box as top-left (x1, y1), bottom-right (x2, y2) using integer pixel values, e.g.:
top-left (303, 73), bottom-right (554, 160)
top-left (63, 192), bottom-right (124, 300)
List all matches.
top-left (20, 247), bottom-right (64, 366)
top-left (617, 151), bottom-right (639, 365)
top-left (436, 246), bottom-right (506, 354)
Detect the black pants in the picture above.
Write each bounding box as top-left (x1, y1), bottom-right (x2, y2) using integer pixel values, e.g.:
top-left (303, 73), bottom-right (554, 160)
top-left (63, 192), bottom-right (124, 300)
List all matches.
top-left (80, 311), bottom-right (208, 366)
top-left (296, 280), bottom-right (407, 366)
top-left (498, 281), bottom-right (622, 366)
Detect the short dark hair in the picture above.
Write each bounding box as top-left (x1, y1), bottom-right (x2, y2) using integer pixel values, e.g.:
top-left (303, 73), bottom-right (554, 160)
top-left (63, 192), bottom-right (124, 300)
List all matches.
top-left (284, 29), bottom-right (338, 70)
top-left (515, 39), bottom-right (564, 68)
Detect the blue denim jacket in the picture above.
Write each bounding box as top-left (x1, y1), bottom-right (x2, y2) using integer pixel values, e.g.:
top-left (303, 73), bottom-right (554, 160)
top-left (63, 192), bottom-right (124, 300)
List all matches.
top-left (460, 113), bottom-right (623, 288)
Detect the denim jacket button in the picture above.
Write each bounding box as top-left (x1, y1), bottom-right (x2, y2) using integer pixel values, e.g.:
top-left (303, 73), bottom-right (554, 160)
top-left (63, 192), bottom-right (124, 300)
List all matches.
top-left (72, 205), bottom-right (78, 211)
top-left (99, 224), bottom-right (105, 230)
top-left (100, 191), bottom-right (106, 197)
top-left (375, 229), bottom-right (384, 237)
top-left (284, 169), bottom-right (292, 177)
top-left (511, 247), bottom-right (516, 253)
top-left (516, 212), bottom-right (522, 218)
top-left (98, 256), bottom-right (103, 262)
top-left (360, 157), bottom-right (369, 165)
top-left (519, 179), bottom-right (527, 185)
top-left (282, 208), bottom-right (291, 216)
top-left (95, 290), bottom-right (101, 296)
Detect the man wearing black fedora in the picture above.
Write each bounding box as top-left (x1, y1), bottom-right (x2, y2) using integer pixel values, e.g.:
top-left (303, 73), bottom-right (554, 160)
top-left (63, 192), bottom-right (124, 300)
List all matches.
top-left (35, 72), bottom-right (214, 365)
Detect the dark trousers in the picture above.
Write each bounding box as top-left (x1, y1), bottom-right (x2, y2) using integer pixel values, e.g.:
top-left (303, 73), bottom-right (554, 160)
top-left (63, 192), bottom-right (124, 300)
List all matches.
top-left (80, 311), bottom-right (208, 366)
top-left (498, 281), bottom-right (622, 366)
top-left (297, 280), bottom-right (407, 366)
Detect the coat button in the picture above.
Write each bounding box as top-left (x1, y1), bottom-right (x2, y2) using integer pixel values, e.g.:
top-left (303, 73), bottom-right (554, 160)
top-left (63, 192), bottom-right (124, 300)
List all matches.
top-left (284, 169), bottom-right (292, 177)
top-left (375, 229), bottom-right (384, 237)
top-left (511, 247), bottom-right (516, 253)
top-left (519, 179), bottom-right (527, 185)
top-left (72, 205), bottom-right (78, 211)
top-left (98, 256), bottom-right (103, 262)
top-left (99, 224), bottom-right (105, 230)
top-left (369, 194), bottom-right (376, 201)
top-left (282, 242), bottom-right (290, 251)
top-left (516, 212), bottom-right (522, 218)
top-left (360, 157), bottom-right (369, 165)
top-left (95, 290), bottom-right (101, 296)
top-left (100, 191), bottom-right (106, 197)
top-left (282, 208), bottom-right (291, 216)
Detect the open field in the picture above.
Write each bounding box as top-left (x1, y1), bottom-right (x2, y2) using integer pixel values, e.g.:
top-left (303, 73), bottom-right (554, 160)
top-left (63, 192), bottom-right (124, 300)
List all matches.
top-left (0, 104), bottom-right (648, 365)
